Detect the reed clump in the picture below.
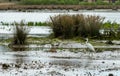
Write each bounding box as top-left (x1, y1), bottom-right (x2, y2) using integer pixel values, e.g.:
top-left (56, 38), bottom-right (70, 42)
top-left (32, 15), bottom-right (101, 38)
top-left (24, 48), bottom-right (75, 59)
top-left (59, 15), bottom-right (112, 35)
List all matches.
top-left (12, 21), bottom-right (30, 45)
top-left (50, 14), bottom-right (104, 39)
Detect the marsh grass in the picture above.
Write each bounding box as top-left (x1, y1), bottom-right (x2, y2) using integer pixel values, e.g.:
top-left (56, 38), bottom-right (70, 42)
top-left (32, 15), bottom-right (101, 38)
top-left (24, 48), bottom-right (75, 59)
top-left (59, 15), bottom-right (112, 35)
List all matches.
top-left (12, 21), bottom-right (30, 45)
top-left (50, 14), bottom-right (104, 39)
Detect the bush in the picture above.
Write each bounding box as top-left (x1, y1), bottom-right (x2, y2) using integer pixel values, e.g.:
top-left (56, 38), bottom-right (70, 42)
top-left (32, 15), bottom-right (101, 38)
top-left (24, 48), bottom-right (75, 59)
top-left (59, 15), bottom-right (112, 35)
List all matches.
top-left (50, 14), bottom-right (104, 39)
top-left (101, 21), bottom-right (120, 39)
top-left (12, 21), bottom-right (30, 45)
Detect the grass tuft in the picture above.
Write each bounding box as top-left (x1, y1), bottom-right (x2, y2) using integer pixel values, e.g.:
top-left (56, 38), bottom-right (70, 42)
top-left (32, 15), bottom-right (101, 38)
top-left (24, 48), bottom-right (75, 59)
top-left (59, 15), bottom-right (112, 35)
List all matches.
top-left (12, 21), bottom-right (30, 45)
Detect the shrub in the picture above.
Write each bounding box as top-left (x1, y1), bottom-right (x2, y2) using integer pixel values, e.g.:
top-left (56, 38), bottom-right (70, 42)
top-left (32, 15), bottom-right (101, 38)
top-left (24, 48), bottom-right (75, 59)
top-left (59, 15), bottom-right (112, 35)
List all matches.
top-left (12, 21), bottom-right (30, 45)
top-left (101, 21), bottom-right (120, 39)
top-left (50, 14), bottom-right (104, 39)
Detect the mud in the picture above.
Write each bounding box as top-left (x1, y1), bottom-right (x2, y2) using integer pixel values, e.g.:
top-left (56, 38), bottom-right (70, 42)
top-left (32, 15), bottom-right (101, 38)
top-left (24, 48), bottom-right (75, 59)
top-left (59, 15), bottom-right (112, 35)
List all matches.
top-left (0, 45), bottom-right (119, 76)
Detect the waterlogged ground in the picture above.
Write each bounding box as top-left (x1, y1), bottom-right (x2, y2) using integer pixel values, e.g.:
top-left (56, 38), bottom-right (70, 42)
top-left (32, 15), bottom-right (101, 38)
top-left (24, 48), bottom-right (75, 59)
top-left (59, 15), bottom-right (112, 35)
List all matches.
top-left (0, 10), bottom-right (120, 76)
top-left (0, 24), bottom-right (120, 76)
top-left (0, 25), bottom-right (120, 76)
top-left (0, 44), bottom-right (119, 76)
top-left (0, 25), bottom-right (52, 39)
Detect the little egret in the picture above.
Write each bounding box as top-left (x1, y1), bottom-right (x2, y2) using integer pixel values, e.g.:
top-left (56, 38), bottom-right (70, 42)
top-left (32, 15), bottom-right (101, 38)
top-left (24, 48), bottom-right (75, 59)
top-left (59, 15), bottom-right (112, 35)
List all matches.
top-left (85, 38), bottom-right (95, 57)
top-left (85, 38), bottom-right (95, 51)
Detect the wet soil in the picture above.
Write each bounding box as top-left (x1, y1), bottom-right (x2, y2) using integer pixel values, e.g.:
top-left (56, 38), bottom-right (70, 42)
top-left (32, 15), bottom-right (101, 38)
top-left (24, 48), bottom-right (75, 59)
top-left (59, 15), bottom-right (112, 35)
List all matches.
top-left (0, 45), bottom-right (120, 76)
top-left (0, 3), bottom-right (119, 10)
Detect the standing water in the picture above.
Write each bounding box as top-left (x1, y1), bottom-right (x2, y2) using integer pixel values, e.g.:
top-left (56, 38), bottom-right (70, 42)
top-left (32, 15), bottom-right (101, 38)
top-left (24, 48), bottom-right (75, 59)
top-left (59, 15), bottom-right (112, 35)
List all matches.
top-left (0, 10), bottom-right (119, 23)
top-left (0, 10), bottom-right (120, 76)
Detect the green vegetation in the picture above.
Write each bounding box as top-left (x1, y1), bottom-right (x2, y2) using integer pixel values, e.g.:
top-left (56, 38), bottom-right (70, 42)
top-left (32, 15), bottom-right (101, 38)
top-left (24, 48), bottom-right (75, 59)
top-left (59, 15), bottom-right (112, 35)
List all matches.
top-left (1, 15), bottom-right (120, 40)
top-left (1, 21), bottom-right (48, 26)
top-left (50, 14), bottom-right (104, 39)
top-left (20, 0), bottom-right (80, 5)
top-left (102, 21), bottom-right (119, 29)
top-left (50, 14), bottom-right (120, 40)
top-left (100, 21), bottom-right (120, 40)
top-left (27, 22), bottom-right (48, 26)
top-left (20, 0), bottom-right (120, 5)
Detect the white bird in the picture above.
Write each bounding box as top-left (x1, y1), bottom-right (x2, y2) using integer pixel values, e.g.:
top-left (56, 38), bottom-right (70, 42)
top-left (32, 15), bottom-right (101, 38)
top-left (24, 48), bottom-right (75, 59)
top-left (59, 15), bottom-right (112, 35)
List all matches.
top-left (85, 38), bottom-right (95, 57)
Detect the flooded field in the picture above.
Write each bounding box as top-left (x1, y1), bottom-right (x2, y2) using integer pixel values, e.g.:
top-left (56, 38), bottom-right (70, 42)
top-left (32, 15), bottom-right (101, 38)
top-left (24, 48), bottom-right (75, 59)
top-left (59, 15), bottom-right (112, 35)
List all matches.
top-left (0, 10), bottom-right (120, 76)
top-left (0, 10), bottom-right (120, 23)
top-left (0, 44), bottom-right (120, 76)
top-left (0, 44), bottom-right (119, 76)
top-left (0, 25), bottom-right (52, 38)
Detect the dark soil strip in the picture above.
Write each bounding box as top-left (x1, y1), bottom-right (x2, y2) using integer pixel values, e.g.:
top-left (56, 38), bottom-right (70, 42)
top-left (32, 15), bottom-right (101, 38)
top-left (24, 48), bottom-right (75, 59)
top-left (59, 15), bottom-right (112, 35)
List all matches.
top-left (0, 5), bottom-right (120, 10)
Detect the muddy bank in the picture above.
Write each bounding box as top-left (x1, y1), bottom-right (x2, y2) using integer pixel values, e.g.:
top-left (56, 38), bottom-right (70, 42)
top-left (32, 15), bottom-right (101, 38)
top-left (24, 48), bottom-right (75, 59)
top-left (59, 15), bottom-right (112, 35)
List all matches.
top-left (0, 4), bottom-right (120, 10)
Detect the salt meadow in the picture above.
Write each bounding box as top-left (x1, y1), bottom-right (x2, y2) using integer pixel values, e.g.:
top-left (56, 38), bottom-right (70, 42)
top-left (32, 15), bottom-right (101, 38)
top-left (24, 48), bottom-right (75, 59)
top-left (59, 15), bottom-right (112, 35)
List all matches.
top-left (0, 10), bottom-right (120, 76)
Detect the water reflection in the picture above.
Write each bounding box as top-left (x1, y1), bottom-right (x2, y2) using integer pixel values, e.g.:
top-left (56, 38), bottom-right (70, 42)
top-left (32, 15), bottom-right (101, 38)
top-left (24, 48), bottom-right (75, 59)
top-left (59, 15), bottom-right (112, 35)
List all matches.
top-left (11, 47), bottom-right (28, 51)
top-left (49, 57), bottom-right (93, 68)
top-left (0, 26), bottom-right (51, 39)
top-left (10, 46), bottom-right (29, 64)
top-left (14, 55), bottom-right (28, 64)
top-left (0, 45), bottom-right (12, 52)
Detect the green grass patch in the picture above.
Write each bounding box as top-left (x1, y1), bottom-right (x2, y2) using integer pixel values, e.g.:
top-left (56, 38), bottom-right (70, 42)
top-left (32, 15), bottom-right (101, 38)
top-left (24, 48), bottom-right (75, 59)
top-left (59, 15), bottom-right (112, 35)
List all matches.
top-left (1, 21), bottom-right (48, 26)
top-left (20, 0), bottom-right (80, 5)
top-left (19, 0), bottom-right (119, 5)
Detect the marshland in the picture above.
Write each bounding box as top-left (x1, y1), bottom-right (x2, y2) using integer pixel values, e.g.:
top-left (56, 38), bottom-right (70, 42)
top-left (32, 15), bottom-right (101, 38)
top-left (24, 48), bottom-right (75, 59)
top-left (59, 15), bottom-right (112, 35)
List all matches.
top-left (0, 0), bottom-right (120, 76)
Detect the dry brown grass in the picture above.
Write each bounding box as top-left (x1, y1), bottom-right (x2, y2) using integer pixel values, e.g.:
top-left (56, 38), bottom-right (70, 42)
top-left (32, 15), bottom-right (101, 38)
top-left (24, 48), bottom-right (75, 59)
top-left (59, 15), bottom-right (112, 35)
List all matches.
top-left (12, 21), bottom-right (30, 45)
top-left (50, 14), bottom-right (104, 39)
top-left (0, 4), bottom-right (119, 10)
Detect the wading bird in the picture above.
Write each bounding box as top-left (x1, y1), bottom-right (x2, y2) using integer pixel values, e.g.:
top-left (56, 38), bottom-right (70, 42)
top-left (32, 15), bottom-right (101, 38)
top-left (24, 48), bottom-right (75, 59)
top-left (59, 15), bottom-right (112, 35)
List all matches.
top-left (85, 38), bottom-right (95, 57)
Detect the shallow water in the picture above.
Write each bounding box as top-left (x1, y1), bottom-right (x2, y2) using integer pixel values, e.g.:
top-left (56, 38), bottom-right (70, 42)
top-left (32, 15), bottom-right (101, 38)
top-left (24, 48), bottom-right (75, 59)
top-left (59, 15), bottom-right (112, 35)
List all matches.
top-left (0, 45), bottom-right (119, 76)
top-left (0, 10), bottom-right (120, 23)
top-left (0, 10), bottom-right (120, 76)
top-left (0, 26), bottom-right (52, 38)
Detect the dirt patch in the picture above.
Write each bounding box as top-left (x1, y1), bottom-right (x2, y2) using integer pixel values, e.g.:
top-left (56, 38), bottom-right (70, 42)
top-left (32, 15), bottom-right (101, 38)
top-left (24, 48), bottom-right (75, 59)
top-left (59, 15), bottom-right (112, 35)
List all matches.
top-left (0, 2), bottom-right (15, 6)
top-left (0, 3), bottom-right (119, 10)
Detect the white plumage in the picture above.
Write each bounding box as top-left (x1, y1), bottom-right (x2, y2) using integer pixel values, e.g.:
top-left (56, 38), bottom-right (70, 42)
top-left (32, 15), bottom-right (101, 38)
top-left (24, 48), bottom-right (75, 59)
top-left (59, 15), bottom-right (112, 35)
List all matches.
top-left (85, 38), bottom-right (95, 57)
